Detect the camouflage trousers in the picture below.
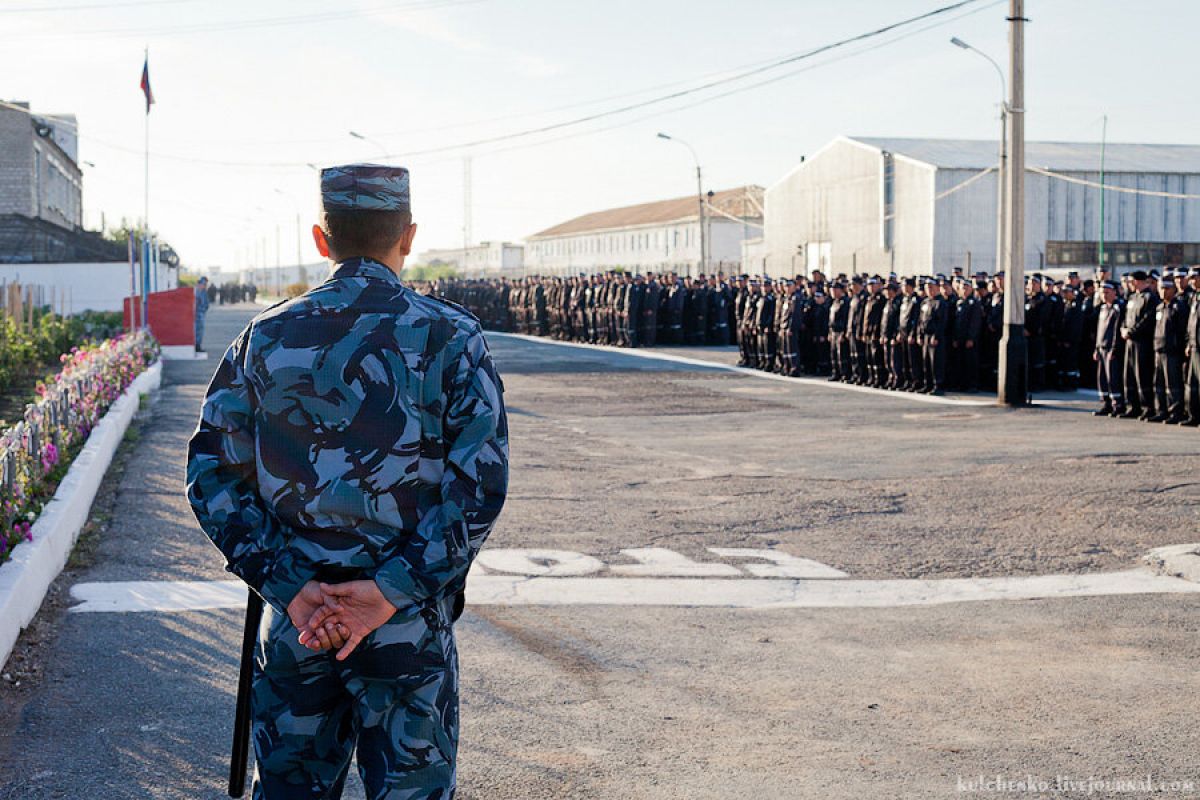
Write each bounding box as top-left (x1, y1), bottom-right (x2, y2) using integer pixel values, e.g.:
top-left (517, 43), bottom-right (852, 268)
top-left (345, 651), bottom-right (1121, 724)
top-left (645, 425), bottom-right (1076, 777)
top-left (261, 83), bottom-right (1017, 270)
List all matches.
top-left (251, 599), bottom-right (459, 800)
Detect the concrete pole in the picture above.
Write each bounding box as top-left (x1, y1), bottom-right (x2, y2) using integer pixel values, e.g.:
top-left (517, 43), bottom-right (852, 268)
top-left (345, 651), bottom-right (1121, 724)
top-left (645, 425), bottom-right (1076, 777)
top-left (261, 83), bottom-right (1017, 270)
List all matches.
top-left (995, 108), bottom-right (1007, 274)
top-left (696, 164), bottom-right (706, 278)
top-left (998, 0), bottom-right (1027, 406)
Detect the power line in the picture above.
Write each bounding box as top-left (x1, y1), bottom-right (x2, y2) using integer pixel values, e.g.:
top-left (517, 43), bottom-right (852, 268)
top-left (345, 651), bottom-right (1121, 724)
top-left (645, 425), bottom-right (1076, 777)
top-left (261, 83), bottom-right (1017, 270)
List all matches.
top-left (362, 0), bottom-right (991, 162)
top-left (15, 0), bottom-right (991, 170)
top-left (429, 0), bottom-right (1005, 164)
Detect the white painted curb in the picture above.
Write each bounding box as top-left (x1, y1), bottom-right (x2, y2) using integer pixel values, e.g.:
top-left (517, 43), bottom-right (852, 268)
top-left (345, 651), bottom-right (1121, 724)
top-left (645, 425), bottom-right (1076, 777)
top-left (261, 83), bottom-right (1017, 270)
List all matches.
top-left (0, 360), bottom-right (162, 669)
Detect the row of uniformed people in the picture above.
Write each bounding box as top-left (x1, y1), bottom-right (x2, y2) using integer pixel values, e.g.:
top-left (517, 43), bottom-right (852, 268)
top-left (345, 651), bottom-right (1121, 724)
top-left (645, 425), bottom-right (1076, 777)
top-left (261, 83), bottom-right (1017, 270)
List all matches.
top-left (437, 273), bottom-right (738, 348)
top-left (735, 273), bottom-right (999, 395)
top-left (431, 267), bottom-right (1200, 416)
top-left (1093, 267), bottom-right (1200, 425)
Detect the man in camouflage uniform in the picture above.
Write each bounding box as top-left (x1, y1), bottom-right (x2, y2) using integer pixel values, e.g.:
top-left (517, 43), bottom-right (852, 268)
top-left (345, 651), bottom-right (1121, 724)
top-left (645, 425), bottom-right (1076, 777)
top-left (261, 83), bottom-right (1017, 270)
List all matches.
top-left (187, 164), bottom-right (509, 800)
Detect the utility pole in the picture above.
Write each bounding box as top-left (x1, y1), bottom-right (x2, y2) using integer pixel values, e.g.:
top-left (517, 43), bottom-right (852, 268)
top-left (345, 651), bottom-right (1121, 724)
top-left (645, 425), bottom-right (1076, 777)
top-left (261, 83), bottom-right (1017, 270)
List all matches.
top-left (697, 166), bottom-right (707, 276)
top-left (1098, 114), bottom-right (1107, 272)
top-left (657, 133), bottom-right (705, 278)
top-left (463, 155), bottom-right (473, 268)
top-left (997, 0), bottom-right (1027, 406)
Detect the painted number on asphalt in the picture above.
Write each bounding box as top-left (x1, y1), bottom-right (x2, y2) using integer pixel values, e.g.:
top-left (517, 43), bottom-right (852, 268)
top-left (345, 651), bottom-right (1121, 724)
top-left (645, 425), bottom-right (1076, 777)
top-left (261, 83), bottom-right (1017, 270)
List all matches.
top-left (473, 547), bottom-right (848, 579)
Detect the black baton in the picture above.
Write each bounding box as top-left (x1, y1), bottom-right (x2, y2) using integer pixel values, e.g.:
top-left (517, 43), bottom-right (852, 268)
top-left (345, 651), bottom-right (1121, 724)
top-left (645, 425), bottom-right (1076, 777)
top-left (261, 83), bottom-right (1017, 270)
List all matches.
top-left (229, 589), bottom-right (264, 798)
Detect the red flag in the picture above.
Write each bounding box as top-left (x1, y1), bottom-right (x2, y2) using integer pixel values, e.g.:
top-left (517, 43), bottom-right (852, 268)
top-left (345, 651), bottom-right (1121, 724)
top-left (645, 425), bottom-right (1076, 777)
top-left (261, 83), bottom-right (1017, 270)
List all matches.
top-left (139, 57), bottom-right (154, 114)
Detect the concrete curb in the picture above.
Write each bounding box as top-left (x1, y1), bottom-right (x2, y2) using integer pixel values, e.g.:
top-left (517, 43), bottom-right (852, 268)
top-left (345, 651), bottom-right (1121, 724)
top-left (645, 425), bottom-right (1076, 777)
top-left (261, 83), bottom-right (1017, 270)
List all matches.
top-left (1144, 543), bottom-right (1200, 584)
top-left (0, 360), bottom-right (163, 669)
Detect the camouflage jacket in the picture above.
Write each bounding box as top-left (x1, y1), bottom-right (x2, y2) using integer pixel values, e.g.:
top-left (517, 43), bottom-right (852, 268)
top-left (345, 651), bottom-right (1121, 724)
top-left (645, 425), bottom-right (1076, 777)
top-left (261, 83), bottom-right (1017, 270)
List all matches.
top-left (186, 257), bottom-right (509, 615)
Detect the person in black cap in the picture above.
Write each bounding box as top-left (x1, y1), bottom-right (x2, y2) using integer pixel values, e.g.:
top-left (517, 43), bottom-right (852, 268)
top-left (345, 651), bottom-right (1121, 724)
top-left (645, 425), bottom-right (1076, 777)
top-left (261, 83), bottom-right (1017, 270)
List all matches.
top-left (1058, 283), bottom-right (1084, 391)
top-left (862, 277), bottom-right (887, 387)
top-left (1183, 268), bottom-right (1200, 425)
top-left (1093, 280), bottom-right (1126, 416)
top-left (951, 278), bottom-right (983, 392)
top-left (918, 278), bottom-right (949, 394)
top-left (1150, 275), bottom-right (1187, 422)
top-left (733, 275), bottom-right (751, 365)
top-left (756, 277), bottom-right (778, 371)
top-left (880, 280), bottom-right (903, 390)
top-left (847, 276), bottom-right (868, 384)
top-left (898, 277), bottom-right (923, 391)
top-left (809, 288), bottom-right (831, 375)
top-left (1024, 274), bottom-right (1048, 391)
top-left (1119, 270), bottom-right (1159, 418)
top-left (828, 281), bottom-right (851, 382)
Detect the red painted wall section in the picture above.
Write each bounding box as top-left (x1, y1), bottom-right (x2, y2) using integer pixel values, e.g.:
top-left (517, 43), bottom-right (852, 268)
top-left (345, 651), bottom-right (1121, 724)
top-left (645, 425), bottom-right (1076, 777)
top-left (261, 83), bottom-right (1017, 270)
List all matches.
top-left (123, 288), bottom-right (195, 346)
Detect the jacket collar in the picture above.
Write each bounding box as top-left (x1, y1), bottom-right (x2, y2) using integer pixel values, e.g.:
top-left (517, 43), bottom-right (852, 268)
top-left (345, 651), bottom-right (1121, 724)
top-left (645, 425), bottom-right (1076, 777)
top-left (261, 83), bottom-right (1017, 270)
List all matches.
top-left (331, 257), bottom-right (402, 286)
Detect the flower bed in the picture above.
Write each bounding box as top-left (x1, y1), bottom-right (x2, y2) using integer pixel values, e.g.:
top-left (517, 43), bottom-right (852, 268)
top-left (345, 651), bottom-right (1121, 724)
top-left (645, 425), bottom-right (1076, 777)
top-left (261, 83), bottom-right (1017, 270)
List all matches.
top-left (0, 331), bottom-right (160, 564)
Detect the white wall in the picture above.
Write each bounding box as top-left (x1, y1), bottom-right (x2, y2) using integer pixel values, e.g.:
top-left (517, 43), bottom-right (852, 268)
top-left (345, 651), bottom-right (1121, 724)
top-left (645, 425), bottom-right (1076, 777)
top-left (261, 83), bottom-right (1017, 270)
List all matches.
top-left (525, 218), bottom-right (752, 276)
top-left (764, 139), bottom-right (897, 278)
top-left (0, 262), bottom-right (161, 313)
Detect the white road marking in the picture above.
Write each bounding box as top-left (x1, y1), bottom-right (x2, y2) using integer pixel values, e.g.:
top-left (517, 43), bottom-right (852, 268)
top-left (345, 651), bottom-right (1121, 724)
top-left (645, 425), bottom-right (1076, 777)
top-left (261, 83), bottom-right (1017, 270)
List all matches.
top-left (706, 547), bottom-right (848, 578)
top-left (70, 569), bottom-right (1200, 613)
top-left (610, 548), bottom-right (742, 577)
top-left (474, 548), bottom-right (606, 576)
top-left (71, 579), bottom-right (247, 613)
top-left (489, 332), bottom-right (995, 407)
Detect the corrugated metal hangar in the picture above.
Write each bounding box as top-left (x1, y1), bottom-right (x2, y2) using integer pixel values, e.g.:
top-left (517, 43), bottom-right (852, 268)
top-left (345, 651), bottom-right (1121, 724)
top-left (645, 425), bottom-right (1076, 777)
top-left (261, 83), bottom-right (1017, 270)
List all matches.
top-left (760, 135), bottom-right (1200, 277)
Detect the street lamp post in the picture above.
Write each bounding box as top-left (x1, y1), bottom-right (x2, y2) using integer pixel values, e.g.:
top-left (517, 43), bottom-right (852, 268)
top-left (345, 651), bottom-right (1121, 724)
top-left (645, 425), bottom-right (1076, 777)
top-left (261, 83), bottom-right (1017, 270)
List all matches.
top-left (657, 132), bottom-right (706, 277)
top-left (951, 36), bottom-right (1007, 277)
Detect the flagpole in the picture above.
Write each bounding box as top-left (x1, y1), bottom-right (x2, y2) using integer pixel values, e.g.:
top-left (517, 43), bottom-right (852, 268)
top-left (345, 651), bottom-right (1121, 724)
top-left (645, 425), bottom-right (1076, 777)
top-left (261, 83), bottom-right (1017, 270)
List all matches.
top-left (143, 45), bottom-right (149, 241)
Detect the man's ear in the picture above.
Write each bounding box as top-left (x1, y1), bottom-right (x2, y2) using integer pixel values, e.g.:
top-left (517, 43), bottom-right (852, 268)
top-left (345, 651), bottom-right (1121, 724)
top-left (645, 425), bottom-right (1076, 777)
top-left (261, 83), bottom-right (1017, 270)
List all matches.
top-left (312, 224), bottom-right (331, 258)
top-left (398, 222), bottom-right (418, 257)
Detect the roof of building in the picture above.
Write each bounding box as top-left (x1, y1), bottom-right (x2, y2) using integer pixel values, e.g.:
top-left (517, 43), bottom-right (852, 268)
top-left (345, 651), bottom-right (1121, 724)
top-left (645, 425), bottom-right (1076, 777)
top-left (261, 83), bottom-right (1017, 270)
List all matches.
top-left (529, 186), bottom-right (764, 239)
top-left (848, 136), bottom-right (1200, 173)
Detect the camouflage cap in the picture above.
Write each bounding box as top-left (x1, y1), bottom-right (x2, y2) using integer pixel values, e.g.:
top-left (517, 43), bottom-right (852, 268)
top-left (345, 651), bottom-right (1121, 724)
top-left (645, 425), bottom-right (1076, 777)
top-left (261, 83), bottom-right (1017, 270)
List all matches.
top-left (320, 163), bottom-right (411, 212)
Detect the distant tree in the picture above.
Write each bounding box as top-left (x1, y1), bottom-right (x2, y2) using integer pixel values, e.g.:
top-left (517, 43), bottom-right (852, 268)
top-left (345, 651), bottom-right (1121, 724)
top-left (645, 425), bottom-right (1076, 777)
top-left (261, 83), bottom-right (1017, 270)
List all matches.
top-left (101, 218), bottom-right (180, 266)
top-left (404, 264), bottom-right (459, 282)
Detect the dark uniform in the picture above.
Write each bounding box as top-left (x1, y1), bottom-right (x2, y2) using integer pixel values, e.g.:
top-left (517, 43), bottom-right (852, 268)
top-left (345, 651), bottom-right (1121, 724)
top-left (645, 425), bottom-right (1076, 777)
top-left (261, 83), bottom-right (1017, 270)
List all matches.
top-left (919, 286), bottom-right (949, 394)
top-left (862, 282), bottom-right (887, 387)
top-left (898, 283), bottom-right (923, 391)
top-left (756, 280), bottom-right (778, 372)
top-left (847, 281), bottom-right (868, 384)
top-left (1186, 272), bottom-right (1200, 425)
top-left (1120, 274), bottom-right (1159, 418)
top-left (1094, 284), bottom-right (1125, 416)
top-left (828, 286), bottom-right (851, 382)
top-left (951, 288), bottom-right (983, 392)
top-left (1151, 283), bottom-right (1187, 421)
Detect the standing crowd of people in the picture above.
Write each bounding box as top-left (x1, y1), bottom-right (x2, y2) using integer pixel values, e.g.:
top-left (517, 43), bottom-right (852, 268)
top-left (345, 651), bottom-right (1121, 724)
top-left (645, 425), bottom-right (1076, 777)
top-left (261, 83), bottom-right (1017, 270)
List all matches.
top-left (207, 281), bottom-right (258, 305)
top-left (432, 264), bottom-right (1200, 424)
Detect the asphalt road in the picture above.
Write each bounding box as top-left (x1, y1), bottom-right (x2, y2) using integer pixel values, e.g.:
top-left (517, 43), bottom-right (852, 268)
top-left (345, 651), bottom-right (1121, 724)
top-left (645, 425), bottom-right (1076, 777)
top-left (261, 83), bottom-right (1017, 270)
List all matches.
top-left (2, 303), bottom-right (1199, 799)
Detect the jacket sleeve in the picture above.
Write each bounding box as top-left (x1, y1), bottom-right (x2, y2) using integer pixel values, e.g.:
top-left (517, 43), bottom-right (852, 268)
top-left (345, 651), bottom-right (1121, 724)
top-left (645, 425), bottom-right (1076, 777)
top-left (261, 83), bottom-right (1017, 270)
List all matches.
top-left (373, 328), bottom-right (510, 611)
top-left (1130, 294), bottom-right (1159, 337)
top-left (186, 327), bottom-right (317, 614)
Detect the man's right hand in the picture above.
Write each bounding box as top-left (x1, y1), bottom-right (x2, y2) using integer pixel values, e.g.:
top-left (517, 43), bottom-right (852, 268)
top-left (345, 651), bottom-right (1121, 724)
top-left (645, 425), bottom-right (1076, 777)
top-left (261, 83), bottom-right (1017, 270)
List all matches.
top-left (288, 580), bottom-right (347, 652)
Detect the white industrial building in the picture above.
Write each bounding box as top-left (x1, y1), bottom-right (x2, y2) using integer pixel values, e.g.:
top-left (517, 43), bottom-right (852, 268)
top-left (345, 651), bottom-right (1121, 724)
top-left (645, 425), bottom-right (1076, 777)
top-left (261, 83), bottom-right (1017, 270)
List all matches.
top-left (761, 136), bottom-right (1200, 278)
top-left (418, 241), bottom-right (524, 276)
top-left (525, 186), bottom-right (764, 276)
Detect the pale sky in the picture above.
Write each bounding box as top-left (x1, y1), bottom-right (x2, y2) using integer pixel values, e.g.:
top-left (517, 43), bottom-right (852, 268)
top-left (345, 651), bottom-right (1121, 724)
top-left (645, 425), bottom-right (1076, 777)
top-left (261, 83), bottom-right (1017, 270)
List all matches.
top-left (2, 0), bottom-right (1197, 272)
